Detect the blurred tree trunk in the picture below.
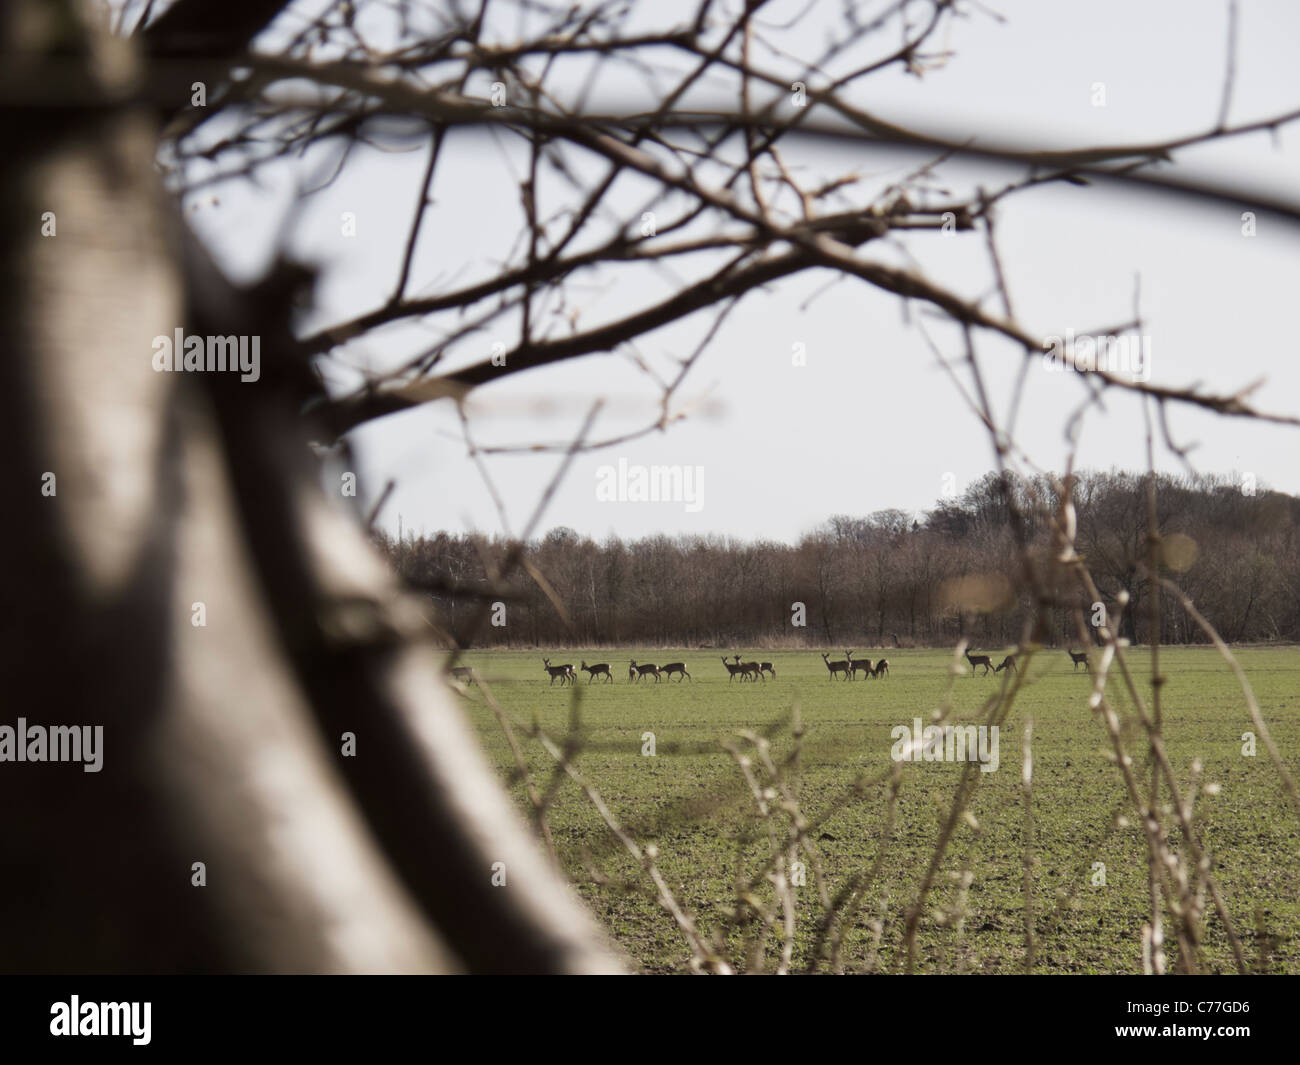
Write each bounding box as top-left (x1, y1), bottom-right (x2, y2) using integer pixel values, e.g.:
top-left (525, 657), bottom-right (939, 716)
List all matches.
top-left (0, 0), bottom-right (620, 975)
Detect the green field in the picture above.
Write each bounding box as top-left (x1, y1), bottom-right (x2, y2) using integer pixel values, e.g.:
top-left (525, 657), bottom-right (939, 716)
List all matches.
top-left (450, 647), bottom-right (1300, 974)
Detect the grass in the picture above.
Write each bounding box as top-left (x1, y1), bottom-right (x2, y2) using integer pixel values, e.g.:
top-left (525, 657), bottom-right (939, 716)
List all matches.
top-left (449, 646), bottom-right (1300, 974)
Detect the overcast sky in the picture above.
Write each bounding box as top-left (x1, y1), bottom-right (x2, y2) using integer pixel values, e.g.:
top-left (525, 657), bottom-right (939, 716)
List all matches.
top-left (188, 0), bottom-right (1300, 544)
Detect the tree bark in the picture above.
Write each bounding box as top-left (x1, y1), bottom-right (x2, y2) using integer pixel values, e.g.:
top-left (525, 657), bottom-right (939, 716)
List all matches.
top-left (0, 1), bottom-right (622, 975)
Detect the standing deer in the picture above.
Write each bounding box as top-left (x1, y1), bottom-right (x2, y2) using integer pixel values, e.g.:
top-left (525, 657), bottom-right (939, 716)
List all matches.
top-left (821, 652), bottom-right (850, 680)
top-left (721, 657), bottom-right (745, 682)
top-left (543, 659), bottom-right (574, 686)
top-left (872, 658), bottom-right (889, 677)
top-left (1068, 649), bottom-right (1089, 671)
top-left (630, 660), bottom-right (661, 683)
top-left (759, 662), bottom-right (776, 679)
top-left (660, 662), bottom-right (691, 682)
top-left (733, 654), bottom-right (763, 682)
top-left (846, 651), bottom-right (874, 680)
top-left (964, 650), bottom-right (994, 676)
top-left (580, 661), bottom-right (612, 683)
top-left (994, 654), bottom-right (1017, 675)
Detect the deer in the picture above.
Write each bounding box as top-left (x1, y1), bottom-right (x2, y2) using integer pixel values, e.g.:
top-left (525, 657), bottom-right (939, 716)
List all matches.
top-left (580, 661), bottom-right (613, 683)
top-left (964, 650), bottom-right (994, 676)
top-left (543, 658), bottom-right (574, 686)
top-left (993, 654), bottom-right (1017, 675)
top-left (721, 657), bottom-right (746, 682)
top-left (872, 658), bottom-right (889, 678)
top-left (821, 652), bottom-right (850, 680)
top-left (448, 665), bottom-right (474, 685)
top-left (732, 654), bottom-right (764, 682)
top-left (759, 662), bottom-right (776, 679)
top-left (660, 662), bottom-right (691, 682)
top-left (846, 651), bottom-right (874, 680)
top-left (630, 660), bottom-right (661, 683)
top-left (1068, 649), bottom-right (1089, 671)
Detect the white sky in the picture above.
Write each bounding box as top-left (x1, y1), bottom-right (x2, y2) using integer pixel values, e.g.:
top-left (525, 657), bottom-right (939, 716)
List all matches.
top-left (186, 0), bottom-right (1300, 543)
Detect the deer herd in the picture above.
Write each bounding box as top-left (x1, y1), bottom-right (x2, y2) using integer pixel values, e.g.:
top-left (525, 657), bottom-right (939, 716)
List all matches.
top-left (455, 648), bottom-right (1093, 687)
top-left (959, 649), bottom-right (1091, 676)
top-left (818, 652), bottom-right (889, 680)
top-left (721, 655), bottom-right (776, 682)
top-left (963, 650), bottom-right (1016, 676)
top-left (542, 652), bottom-right (879, 684)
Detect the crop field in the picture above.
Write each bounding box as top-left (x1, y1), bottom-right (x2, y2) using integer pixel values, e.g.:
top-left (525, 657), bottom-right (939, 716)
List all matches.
top-left (450, 647), bottom-right (1300, 974)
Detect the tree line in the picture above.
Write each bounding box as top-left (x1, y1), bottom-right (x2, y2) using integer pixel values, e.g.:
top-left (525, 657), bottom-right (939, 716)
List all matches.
top-left (375, 471), bottom-right (1300, 649)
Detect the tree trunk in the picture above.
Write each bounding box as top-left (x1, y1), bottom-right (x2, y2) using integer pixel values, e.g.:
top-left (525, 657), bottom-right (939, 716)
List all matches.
top-left (0, 4), bottom-right (621, 975)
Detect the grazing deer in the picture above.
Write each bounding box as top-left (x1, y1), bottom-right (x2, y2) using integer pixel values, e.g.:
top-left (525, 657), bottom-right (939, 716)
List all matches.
top-left (721, 656), bottom-right (745, 682)
top-left (580, 661), bottom-right (612, 683)
top-left (964, 650), bottom-right (994, 676)
top-left (543, 658), bottom-right (574, 686)
top-left (759, 662), bottom-right (776, 679)
top-left (872, 658), bottom-right (889, 678)
top-left (660, 662), bottom-right (691, 682)
top-left (448, 665), bottom-right (474, 685)
top-left (846, 651), bottom-right (874, 680)
top-left (1068, 649), bottom-right (1089, 671)
top-left (993, 654), bottom-right (1017, 675)
top-left (821, 652), bottom-right (850, 680)
top-left (630, 660), bottom-right (661, 683)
